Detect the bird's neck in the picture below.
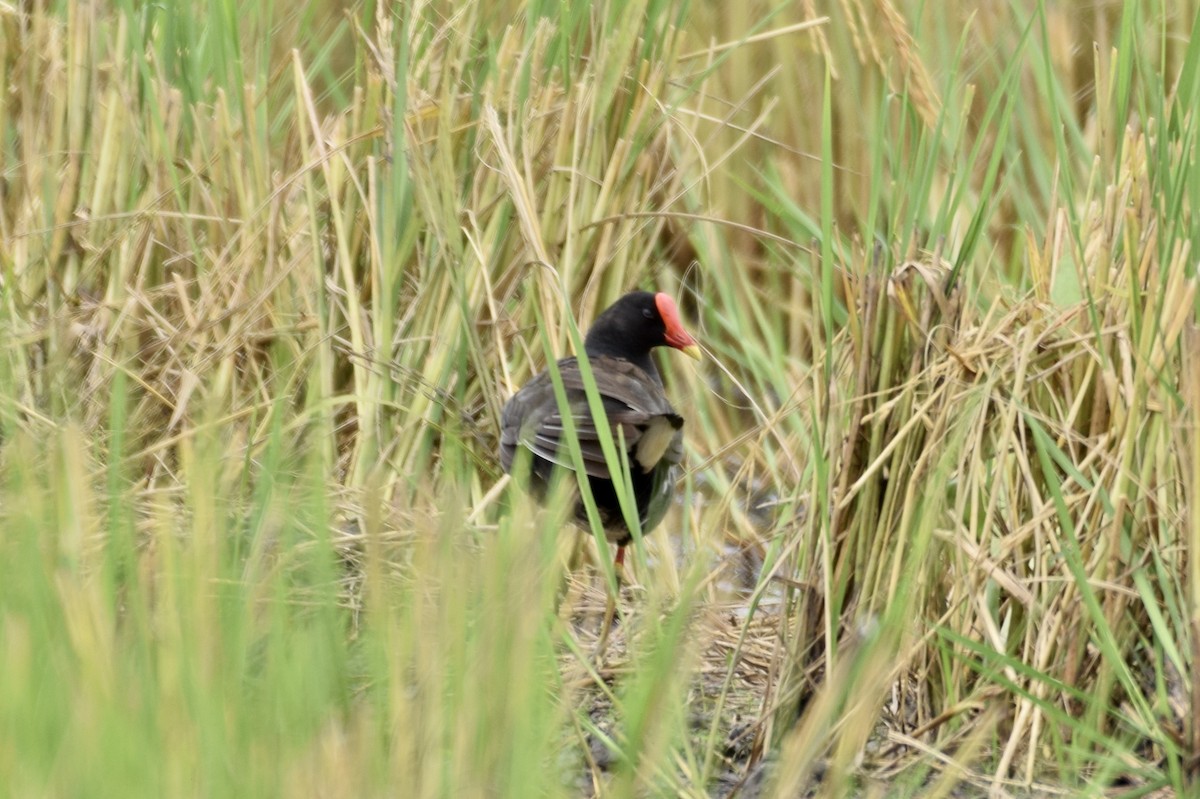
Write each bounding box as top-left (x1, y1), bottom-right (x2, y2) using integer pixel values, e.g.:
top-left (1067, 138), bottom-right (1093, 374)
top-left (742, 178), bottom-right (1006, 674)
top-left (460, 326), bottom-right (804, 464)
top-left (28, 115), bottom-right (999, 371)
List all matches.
top-left (582, 340), bottom-right (662, 385)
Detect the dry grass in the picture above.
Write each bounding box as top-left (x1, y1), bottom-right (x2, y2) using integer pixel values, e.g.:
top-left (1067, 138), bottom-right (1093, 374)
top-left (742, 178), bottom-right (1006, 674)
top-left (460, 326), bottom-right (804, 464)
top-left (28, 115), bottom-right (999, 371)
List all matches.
top-left (1, 1), bottom-right (1198, 797)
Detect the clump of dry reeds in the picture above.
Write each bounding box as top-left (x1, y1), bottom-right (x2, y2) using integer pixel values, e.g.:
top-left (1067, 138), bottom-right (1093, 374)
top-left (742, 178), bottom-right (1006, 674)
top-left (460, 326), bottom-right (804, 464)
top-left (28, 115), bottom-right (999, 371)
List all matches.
top-left (1, 1), bottom-right (1197, 797)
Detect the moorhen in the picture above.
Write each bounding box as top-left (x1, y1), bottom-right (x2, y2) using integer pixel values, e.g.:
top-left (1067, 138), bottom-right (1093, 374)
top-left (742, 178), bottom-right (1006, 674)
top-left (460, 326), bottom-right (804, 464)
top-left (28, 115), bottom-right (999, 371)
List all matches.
top-left (500, 291), bottom-right (701, 566)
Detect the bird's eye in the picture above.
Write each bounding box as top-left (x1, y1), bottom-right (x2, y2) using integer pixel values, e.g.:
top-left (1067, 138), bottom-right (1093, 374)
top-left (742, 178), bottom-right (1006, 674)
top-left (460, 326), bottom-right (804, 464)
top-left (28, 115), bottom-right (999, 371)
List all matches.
top-left (642, 308), bottom-right (654, 319)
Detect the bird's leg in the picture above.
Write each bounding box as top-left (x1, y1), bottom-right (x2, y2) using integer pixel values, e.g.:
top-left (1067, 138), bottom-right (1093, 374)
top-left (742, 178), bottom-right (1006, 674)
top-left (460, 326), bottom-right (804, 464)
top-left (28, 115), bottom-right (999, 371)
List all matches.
top-left (594, 545), bottom-right (625, 659)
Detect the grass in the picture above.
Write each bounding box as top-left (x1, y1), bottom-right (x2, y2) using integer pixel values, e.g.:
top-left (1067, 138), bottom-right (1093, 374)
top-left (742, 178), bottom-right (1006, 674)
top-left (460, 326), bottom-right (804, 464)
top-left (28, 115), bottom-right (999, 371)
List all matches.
top-left (2, 0), bottom-right (1199, 796)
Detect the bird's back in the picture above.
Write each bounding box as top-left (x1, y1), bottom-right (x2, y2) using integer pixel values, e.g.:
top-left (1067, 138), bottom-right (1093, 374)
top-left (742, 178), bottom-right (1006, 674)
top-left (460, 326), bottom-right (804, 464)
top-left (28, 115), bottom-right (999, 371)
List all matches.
top-left (499, 355), bottom-right (684, 539)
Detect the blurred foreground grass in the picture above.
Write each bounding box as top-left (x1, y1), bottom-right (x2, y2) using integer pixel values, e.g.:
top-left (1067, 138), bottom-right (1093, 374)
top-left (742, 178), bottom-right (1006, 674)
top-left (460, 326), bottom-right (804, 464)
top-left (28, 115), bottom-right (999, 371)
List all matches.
top-left (2, 0), bottom-right (1199, 796)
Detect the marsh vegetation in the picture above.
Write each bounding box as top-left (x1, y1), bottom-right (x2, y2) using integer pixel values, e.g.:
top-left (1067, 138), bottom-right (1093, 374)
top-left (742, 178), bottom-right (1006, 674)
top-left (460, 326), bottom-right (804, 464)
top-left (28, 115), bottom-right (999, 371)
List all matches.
top-left (1, 1), bottom-right (1198, 796)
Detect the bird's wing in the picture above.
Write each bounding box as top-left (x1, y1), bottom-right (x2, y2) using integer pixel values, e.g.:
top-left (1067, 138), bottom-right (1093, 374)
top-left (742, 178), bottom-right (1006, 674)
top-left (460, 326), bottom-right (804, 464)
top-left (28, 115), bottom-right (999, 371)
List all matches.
top-left (500, 356), bottom-right (684, 480)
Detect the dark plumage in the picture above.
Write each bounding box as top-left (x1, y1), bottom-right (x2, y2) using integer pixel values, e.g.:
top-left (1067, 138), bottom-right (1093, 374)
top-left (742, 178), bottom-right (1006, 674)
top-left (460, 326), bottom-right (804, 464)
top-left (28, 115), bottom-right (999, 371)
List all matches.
top-left (500, 291), bottom-right (700, 563)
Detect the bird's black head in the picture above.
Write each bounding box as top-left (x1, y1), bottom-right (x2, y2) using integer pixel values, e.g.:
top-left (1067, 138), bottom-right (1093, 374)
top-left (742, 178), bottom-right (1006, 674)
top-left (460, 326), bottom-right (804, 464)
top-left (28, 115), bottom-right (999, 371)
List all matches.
top-left (583, 291), bottom-right (700, 364)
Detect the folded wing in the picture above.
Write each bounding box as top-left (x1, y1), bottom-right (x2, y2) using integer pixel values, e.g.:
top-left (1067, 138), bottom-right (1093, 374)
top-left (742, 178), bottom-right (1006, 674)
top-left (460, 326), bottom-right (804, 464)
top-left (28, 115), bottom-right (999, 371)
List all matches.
top-left (500, 356), bottom-right (685, 480)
